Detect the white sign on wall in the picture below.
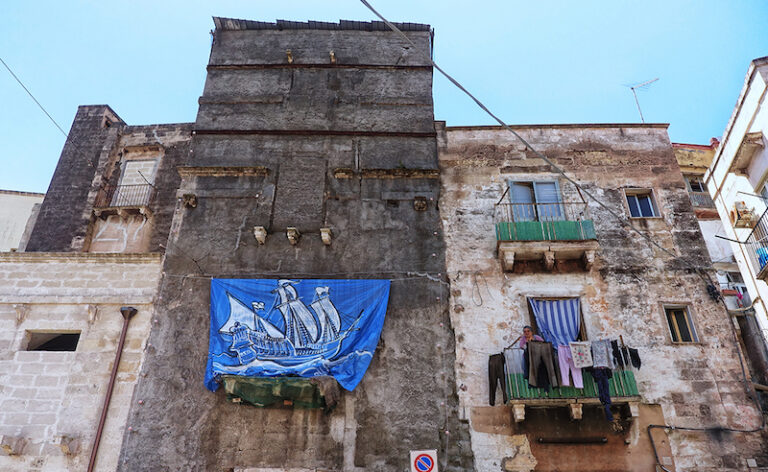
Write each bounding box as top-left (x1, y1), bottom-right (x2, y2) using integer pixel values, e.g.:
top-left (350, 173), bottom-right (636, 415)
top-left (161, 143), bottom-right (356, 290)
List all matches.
top-left (410, 449), bottom-right (439, 472)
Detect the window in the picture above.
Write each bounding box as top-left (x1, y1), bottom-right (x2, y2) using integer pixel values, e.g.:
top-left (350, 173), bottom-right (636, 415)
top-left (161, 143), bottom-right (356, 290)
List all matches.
top-left (685, 176), bottom-right (707, 193)
top-left (625, 189), bottom-right (659, 218)
top-left (509, 180), bottom-right (563, 221)
top-left (527, 297), bottom-right (586, 342)
top-left (26, 331), bottom-right (80, 351)
top-left (664, 306), bottom-right (698, 343)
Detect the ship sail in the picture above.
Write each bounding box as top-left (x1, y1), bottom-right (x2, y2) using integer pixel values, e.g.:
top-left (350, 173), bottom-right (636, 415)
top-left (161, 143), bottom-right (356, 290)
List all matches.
top-left (219, 293), bottom-right (257, 333)
top-left (310, 287), bottom-right (341, 341)
top-left (275, 280), bottom-right (320, 347)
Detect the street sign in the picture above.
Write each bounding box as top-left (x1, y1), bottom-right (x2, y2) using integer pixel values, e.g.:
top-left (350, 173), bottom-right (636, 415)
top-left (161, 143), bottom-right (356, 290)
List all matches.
top-left (410, 449), bottom-right (438, 472)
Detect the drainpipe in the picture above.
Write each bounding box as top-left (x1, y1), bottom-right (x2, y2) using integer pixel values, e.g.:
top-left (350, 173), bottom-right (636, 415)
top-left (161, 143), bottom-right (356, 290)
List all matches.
top-left (87, 306), bottom-right (138, 472)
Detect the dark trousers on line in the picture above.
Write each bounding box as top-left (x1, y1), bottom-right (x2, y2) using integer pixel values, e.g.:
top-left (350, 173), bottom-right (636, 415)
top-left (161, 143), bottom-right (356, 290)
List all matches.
top-left (488, 353), bottom-right (507, 406)
top-left (527, 341), bottom-right (559, 389)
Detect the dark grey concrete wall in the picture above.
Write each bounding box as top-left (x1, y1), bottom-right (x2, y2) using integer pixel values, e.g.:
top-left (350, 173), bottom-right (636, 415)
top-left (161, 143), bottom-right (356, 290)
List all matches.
top-left (118, 24), bottom-right (473, 471)
top-left (25, 105), bottom-right (124, 252)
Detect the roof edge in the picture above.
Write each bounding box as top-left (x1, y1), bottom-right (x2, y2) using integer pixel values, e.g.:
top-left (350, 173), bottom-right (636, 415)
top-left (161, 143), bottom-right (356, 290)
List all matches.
top-left (444, 123), bottom-right (670, 131)
top-left (212, 17), bottom-right (431, 32)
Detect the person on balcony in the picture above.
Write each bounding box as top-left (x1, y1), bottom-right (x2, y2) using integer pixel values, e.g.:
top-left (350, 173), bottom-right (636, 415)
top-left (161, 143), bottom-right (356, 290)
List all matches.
top-left (518, 325), bottom-right (544, 348)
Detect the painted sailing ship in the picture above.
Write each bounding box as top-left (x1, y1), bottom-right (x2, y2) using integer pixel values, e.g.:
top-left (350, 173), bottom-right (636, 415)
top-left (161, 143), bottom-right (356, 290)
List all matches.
top-left (218, 280), bottom-right (356, 366)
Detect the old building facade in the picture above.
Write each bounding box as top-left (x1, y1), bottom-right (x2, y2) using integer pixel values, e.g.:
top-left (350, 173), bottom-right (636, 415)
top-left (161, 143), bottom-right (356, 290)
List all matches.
top-left (439, 124), bottom-right (767, 471)
top-left (1, 17), bottom-right (767, 472)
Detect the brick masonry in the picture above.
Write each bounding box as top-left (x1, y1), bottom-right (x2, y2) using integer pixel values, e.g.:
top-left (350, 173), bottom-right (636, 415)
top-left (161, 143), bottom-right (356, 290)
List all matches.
top-left (0, 253), bottom-right (162, 472)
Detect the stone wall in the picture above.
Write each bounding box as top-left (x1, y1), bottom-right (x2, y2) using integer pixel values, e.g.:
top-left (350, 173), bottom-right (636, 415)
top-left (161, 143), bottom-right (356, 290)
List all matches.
top-left (438, 124), bottom-right (768, 471)
top-left (25, 106), bottom-right (124, 252)
top-left (117, 19), bottom-right (474, 472)
top-left (0, 191), bottom-right (44, 252)
top-left (0, 252), bottom-right (162, 472)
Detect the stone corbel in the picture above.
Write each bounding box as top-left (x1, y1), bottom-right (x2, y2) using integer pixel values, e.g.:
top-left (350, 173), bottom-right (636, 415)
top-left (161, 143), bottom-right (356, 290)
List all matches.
top-left (286, 227), bottom-right (301, 246)
top-left (511, 403), bottom-right (526, 423)
top-left (569, 403), bottom-right (583, 421)
top-left (543, 251), bottom-right (555, 271)
top-left (500, 248), bottom-right (515, 272)
top-left (583, 250), bottom-right (596, 270)
top-left (87, 304), bottom-right (99, 325)
top-left (54, 435), bottom-right (80, 455)
top-left (628, 402), bottom-right (640, 418)
top-left (13, 304), bottom-right (30, 325)
top-left (320, 228), bottom-right (333, 246)
top-left (0, 435), bottom-right (26, 456)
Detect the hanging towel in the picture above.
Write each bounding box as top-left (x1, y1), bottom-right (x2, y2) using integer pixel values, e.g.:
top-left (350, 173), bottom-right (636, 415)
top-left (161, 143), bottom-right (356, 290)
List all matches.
top-left (628, 348), bottom-right (641, 369)
top-left (569, 341), bottom-right (593, 368)
top-left (503, 348), bottom-right (525, 375)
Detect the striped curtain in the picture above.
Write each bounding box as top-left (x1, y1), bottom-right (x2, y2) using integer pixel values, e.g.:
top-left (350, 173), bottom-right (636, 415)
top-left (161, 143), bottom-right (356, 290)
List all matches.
top-left (528, 298), bottom-right (581, 347)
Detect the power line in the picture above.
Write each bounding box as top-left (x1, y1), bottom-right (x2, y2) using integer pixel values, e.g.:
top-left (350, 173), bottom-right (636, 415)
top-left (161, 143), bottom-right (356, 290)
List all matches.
top-left (0, 56), bottom-right (68, 137)
top-left (354, 4), bottom-right (764, 467)
top-left (358, 0), bottom-right (709, 281)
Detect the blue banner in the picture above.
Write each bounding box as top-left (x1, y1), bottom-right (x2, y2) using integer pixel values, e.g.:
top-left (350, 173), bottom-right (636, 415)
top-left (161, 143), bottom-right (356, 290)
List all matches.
top-left (205, 278), bottom-right (390, 392)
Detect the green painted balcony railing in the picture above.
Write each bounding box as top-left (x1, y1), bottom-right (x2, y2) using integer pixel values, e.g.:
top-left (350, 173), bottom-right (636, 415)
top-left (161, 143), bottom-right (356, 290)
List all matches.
top-left (506, 369), bottom-right (639, 400)
top-left (495, 220), bottom-right (597, 242)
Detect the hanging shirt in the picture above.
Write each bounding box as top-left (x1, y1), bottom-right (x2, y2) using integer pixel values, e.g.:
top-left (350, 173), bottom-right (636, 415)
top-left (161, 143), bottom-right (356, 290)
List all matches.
top-left (591, 339), bottom-right (614, 369)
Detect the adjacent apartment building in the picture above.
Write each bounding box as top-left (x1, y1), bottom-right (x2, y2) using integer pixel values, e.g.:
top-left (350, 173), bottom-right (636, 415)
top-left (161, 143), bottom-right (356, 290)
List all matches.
top-left (0, 190), bottom-right (44, 252)
top-left (1, 18), bottom-right (766, 472)
top-left (707, 56), bottom-right (768, 394)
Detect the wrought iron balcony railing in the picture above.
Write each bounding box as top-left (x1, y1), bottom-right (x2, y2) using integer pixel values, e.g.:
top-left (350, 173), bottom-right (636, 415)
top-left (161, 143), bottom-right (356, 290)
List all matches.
top-left (94, 184), bottom-right (154, 208)
top-left (745, 208), bottom-right (768, 280)
top-left (494, 202), bottom-right (596, 242)
top-left (689, 191), bottom-right (715, 209)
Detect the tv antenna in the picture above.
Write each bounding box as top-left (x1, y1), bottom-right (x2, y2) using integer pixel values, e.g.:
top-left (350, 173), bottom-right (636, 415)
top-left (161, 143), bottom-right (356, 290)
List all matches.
top-left (627, 78), bottom-right (659, 123)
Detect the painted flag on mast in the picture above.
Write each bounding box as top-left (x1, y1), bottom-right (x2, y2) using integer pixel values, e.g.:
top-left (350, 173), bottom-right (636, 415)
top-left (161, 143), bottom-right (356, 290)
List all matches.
top-left (205, 278), bottom-right (390, 392)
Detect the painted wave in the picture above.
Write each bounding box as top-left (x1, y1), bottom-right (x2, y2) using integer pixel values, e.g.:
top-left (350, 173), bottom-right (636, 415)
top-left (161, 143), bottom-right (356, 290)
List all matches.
top-left (212, 350), bottom-right (373, 389)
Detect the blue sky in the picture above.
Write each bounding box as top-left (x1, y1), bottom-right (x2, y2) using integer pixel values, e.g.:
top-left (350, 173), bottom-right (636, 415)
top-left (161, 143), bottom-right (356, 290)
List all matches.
top-left (1, 1), bottom-right (767, 193)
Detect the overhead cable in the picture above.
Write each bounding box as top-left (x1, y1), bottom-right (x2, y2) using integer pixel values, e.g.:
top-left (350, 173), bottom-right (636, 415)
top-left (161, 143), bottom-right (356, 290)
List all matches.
top-left (357, 0), bottom-right (706, 278)
top-left (0, 56), bottom-right (68, 137)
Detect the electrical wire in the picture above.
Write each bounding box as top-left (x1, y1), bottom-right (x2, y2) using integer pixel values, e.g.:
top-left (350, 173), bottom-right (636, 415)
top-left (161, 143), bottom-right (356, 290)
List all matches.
top-left (358, 0), bottom-right (716, 288)
top-left (0, 56), bottom-right (68, 137)
top-left (356, 1), bottom-right (767, 467)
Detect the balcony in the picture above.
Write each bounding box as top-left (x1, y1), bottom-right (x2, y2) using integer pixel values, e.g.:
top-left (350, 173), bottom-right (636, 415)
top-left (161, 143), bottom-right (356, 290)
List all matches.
top-left (495, 202), bottom-right (599, 271)
top-left (744, 208), bottom-right (768, 281)
top-left (93, 184), bottom-right (154, 218)
top-left (689, 191), bottom-right (715, 209)
top-left (505, 370), bottom-right (640, 422)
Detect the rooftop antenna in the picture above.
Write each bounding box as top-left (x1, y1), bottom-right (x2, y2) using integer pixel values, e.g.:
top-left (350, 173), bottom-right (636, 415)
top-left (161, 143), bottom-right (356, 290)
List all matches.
top-left (627, 78), bottom-right (659, 123)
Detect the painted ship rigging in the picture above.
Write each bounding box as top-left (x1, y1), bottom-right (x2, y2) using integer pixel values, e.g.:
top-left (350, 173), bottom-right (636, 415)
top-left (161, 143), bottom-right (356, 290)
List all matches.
top-left (219, 280), bottom-right (349, 364)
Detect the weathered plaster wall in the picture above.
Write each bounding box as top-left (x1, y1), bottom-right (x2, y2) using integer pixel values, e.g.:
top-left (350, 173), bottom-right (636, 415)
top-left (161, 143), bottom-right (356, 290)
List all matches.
top-left (0, 252), bottom-right (162, 472)
top-left (0, 191), bottom-right (44, 252)
top-left (117, 21), bottom-right (473, 472)
top-left (439, 125), bottom-right (767, 471)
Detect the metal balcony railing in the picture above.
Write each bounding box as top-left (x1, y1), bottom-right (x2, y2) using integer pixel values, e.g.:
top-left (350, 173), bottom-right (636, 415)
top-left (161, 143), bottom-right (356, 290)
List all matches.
top-left (494, 202), bottom-right (596, 242)
top-left (745, 208), bottom-right (768, 280)
top-left (689, 191), bottom-right (715, 209)
top-left (94, 184), bottom-right (154, 208)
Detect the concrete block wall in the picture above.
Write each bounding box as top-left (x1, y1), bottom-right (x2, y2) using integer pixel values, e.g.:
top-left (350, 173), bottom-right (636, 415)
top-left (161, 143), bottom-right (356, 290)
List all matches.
top-left (438, 125), bottom-right (768, 471)
top-left (0, 252), bottom-right (162, 472)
